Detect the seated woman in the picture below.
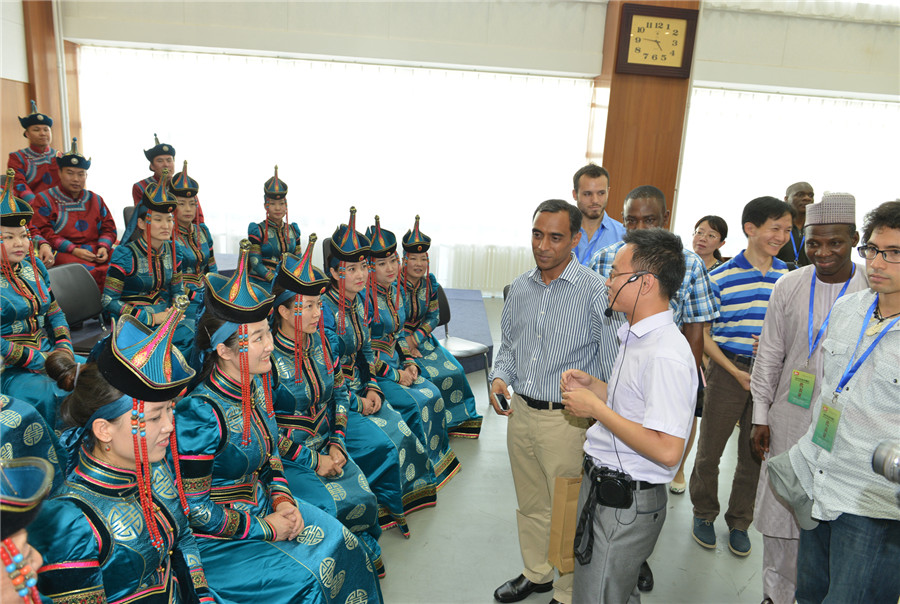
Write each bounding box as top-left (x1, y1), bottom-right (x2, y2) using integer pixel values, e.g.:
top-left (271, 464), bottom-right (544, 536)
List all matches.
top-left (174, 240), bottom-right (382, 603)
top-left (29, 297), bottom-right (220, 602)
top-left (247, 166), bottom-right (301, 292)
top-left (325, 208), bottom-right (436, 536)
top-left (171, 161), bottom-right (217, 322)
top-left (366, 217), bottom-right (460, 489)
top-left (102, 169), bottom-right (193, 357)
top-left (400, 216), bottom-right (482, 438)
top-left (270, 234), bottom-right (383, 574)
top-left (1, 169), bottom-right (74, 428)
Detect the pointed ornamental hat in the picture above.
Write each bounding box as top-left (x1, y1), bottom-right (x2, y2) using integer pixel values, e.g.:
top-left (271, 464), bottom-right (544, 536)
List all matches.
top-left (169, 160), bottom-right (199, 198)
top-left (277, 234), bottom-right (329, 297)
top-left (144, 133), bottom-right (176, 162)
top-left (205, 239), bottom-right (275, 323)
top-left (331, 207), bottom-right (371, 264)
top-left (366, 216), bottom-right (397, 259)
top-left (141, 169), bottom-right (177, 213)
top-left (1, 169), bottom-right (33, 228)
top-left (18, 100), bottom-right (53, 129)
top-left (0, 457), bottom-right (54, 540)
top-left (56, 137), bottom-right (92, 170)
top-left (264, 165), bottom-right (288, 200)
top-left (96, 296), bottom-right (196, 402)
top-left (402, 215), bottom-right (431, 253)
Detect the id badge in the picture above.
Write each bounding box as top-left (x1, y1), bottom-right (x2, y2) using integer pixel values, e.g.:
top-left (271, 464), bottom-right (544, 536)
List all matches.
top-left (787, 369), bottom-right (815, 409)
top-left (812, 398), bottom-right (841, 452)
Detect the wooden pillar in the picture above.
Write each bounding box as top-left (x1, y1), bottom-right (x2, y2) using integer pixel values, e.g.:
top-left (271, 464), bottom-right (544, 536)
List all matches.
top-left (599, 0), bottom-right (699, 227)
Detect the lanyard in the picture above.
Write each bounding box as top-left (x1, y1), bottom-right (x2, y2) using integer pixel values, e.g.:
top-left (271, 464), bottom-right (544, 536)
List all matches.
top-left (835, 295), bottom-right (900, 396)
top-left (807, 266), bottom-right (854, 362)
top-left (790, 231), bottom-right (806, 264)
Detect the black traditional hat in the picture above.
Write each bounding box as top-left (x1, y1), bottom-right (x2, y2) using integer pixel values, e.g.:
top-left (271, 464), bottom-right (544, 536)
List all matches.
top-left (330, 207), bottom-right (371, 264)
top-left (264, 165), bottom-right (288, 200)
top-left (365, 216), bottom-right (397, 259)
top-left (143, 133), bottom-right (175, 162)
top-left (55, 137), bottom-right (91, 170)
top-left (0, 169), bottom-right (33, 228)
top-left (402, 215), bottom-right (431, 253)
top-left (18, 100), bottom-right (52, 129)
top-left (169, 160), bottom-right (199, 198)
top-left (276, 234), bottom-right (329, 297)
top-left (204, 239), bottom-right (275, 324)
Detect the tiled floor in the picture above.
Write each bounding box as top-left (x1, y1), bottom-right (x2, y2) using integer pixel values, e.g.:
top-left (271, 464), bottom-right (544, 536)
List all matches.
top-left (378, 297), bottom-right (766, 604)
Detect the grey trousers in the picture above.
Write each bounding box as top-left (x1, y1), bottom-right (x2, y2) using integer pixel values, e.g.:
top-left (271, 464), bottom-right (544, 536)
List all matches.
top-left (572, 475), bottom-right (667, 604)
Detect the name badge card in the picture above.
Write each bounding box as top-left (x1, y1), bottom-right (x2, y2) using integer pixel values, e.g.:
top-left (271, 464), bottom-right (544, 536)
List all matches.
top-left (788, 369), bottom-right (815, 408)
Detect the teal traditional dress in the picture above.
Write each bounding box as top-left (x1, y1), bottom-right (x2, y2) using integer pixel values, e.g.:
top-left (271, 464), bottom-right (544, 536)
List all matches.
top-left (402, 273), bottom-right (482, 437)
top-left (102, 238), bottom-right (194, 357)
top-left (175, 222), bottom-right (217, 322)
top-left (30, 448), bottom-right (220, 603)
top-left (0, 256), bottom-right (73, 428)
top-left (0, 394), bottom-right (67, 494)
top-left (175, 366), bottom-right (382, 603)
top-left (247, 219), bottom-right (301, 292)
top-left (323, 288), bottom-right (437, 535)
top-left (271, 328), bottom-right (384, 573)
top-left (369, 282), bottom-right (460, 488)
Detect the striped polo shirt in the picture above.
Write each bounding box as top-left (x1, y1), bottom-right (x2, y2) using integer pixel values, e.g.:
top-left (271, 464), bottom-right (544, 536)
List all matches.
top-left (709, 250), bottom-right (788, 357)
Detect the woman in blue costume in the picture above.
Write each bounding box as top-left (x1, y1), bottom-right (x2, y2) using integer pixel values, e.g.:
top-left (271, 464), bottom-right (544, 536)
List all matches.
top-left (1, 169), bottom-right (74, 429)
top-left (103, 169), bottom-right (194, 358)
top-left (400, 216), bottom-right (482, 438)
top-left (247, 166), bottom-right (301, 292)
top-left (174, 240), bottom-right (382, 603)
top-left (171, 161), bottom-right (216, 323)
top-left (324, 207), bottom-right (436, 536)
top-left (29, 297), bottom-right (221, 603)
top-left (270, 234), bottom-right (384, 574)
top-left (0, 393), bottom-right (67, 494)
top-left (365, 217), bottom-right (460, 489)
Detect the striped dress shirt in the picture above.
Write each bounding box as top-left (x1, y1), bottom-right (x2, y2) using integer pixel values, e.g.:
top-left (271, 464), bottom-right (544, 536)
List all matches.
top-left (490, 253), bottom-right (615, 400)
top-left (709, 250), bottom-right (788, 357)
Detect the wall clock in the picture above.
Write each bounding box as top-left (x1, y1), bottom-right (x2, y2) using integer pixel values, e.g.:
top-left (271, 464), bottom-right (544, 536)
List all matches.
top-left (615, 3), bottom-right (699, 78)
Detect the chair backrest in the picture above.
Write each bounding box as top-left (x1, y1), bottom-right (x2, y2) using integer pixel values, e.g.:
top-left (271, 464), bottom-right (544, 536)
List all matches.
top-left (47, 264), bottom-right (103, 325)
top-left (122, 206), bottom-right (141, 243)
top-left (436, 284), bottom-right (451, 329)
top-left (322, 237), bottom-right (334, 273)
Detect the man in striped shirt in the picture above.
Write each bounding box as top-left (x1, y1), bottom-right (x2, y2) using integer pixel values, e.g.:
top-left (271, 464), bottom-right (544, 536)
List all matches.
top-left (490, 199), bottom-right (610, 604)
top-left (690, 196), bottom-right (793, 558)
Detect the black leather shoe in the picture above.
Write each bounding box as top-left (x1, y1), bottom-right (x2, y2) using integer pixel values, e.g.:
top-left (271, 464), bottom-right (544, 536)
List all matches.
top-left (493, 574), bottom-right (553, 603)
top-left (549, 600), bottom-right (562, 604)
top-left (637, 561), bottom-right (654, 592)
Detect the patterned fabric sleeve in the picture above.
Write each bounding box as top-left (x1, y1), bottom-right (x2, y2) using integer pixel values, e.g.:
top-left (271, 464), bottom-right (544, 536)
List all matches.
top-left (272, 377), bottom-right (318, 471)
top-left (409, 273), bottom-right (440, 346)
top-left (174, 395), bottom-right (276, 541)
top-left (168, 243), bottom-right (186, 302)
top-left (329, 350), bottom-right (350, 454)
top-left (323, 307), bottom-right (360, 413)
top-left (167, 477), bottom-right (216, 603)
top-left (8, 151), bottom-right (37, 202)
top-left (29, 191), bottom-right (63, 250)
top-left (255, 377), bottom-right (297, 511)
top-left (202, 224), bottom-right (218, 273)
top-left (356, 302), bottom-right (384, 399)
top-left (290, 223), bottom-right (302, 254)
top-left (95, 194), bottom-right (117, 250)
top-left (246, 222), bottom-right (271, 280)
top-left (102, 244), bottom-right (153, 326)
top-left (30, 499), bottom-right (108, 603)
top-left (1, 336), bottom-right (37, 370)
top-left (131, 181), bottom-right (143, 205)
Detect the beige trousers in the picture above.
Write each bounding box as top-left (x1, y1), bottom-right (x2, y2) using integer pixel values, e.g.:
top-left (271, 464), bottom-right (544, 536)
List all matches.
top-left (507, 393), bottom-right (589, 604)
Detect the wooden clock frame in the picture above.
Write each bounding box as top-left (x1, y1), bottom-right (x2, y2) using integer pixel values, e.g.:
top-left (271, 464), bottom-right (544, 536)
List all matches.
top-left (615, 3), bottom-right (699, 79)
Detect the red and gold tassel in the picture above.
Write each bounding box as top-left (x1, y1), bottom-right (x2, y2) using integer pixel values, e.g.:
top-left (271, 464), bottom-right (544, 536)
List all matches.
top-left (238, 325), bottom-right (252, 446)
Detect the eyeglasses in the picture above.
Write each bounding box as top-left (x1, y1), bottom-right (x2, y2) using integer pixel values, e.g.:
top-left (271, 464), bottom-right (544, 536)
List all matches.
top-left (692, 229), bottom-right (721, 241)
top-left (857, 245), bottom-right (900, 264)
top-left (608, 270), bottom-right (655, 282)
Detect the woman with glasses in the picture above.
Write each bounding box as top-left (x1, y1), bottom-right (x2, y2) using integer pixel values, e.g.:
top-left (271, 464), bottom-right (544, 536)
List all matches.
top-left (692, 215), bottom-right (728, 272)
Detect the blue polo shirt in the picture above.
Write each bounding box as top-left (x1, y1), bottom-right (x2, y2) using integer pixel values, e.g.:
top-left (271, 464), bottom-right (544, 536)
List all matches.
top-left (709, 250), bottom-right (788, 357)
top-left (574, 213), bottom-right (626, 265)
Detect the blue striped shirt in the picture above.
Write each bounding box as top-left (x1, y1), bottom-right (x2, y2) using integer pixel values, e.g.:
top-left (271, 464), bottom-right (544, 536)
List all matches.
top-left (490, 253), bottom-right (616, 400)
top-left (709, 250), bottom-right (788, 356)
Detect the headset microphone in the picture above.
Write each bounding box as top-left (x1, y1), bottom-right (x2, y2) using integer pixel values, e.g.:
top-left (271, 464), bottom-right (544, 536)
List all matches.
top-left (604, 271), bottom-right (650, 318)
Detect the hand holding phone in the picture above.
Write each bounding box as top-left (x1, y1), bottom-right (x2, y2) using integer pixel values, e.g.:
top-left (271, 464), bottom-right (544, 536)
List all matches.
top-left (493, 392), bottom-right (509, 411)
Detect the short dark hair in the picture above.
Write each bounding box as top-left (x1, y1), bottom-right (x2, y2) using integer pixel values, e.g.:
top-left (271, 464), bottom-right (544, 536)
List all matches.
top-left (741, 196), bottom-right (793, 236)
top-left (622, 228), bottom-right (685, 301)
top-left (573, 164), bottom-right (610, 192)
top-left (533, 199), bottom-right (581, 235)
top-left (862, 200), bottom-right (900, 243)
top-left (694, 215), bottom-right (729, 261)
top-left (624, 185), bottom-right (667, 212)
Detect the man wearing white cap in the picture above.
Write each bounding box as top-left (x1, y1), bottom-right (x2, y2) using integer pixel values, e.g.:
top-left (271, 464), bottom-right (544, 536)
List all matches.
top-left (749, 192), bottom-right (867, 604)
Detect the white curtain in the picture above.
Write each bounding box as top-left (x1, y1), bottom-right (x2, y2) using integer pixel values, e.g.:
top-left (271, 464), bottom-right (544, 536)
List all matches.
top-left (77, 46), bottom-right (593, 295)
top-left (674, 87), bottom-right (900, 257)
top-left (704, 0), bottom-right (899, 23)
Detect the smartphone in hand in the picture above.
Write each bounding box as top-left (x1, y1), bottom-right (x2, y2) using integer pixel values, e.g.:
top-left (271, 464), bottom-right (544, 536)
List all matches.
top-left (493, 392), bottom-right (510, 411)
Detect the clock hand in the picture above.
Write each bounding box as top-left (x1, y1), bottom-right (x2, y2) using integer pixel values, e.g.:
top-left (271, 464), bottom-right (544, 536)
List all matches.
top-left (652, 38), bottom-right (663, 50)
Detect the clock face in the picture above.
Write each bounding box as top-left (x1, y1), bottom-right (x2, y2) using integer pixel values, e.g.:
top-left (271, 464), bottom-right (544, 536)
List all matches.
top-left (627, 16), bottom-right (688, 68)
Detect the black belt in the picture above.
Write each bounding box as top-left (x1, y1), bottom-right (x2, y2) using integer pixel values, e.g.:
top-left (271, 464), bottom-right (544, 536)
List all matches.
top-left (518, 393), bottom-right (564, 410)
top-left (582, 457), bottom-right (658, 491)
top-left (721, 349), bottom-right (754, 365)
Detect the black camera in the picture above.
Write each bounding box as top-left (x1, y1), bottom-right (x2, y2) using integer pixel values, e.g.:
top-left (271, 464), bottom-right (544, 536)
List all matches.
top-left (594, 467), bottom-right (634, 509)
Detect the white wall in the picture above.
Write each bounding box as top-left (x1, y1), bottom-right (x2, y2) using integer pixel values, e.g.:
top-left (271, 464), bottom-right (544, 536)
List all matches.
top-left (1, 0), bottom-right (28, 82)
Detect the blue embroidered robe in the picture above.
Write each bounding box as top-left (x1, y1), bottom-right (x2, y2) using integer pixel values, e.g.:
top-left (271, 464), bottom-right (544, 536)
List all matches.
top-left (174, 367), bottom-right (382, 603)
top-left (403, 273), bottom-right (482, 437)
top-left (369, 282), bottom-right (460, 488)
top-left (247, 219), bottom-right (301, 291)
top-left (323, 288), bottom-right (436, 535)
top-left (174, 223), bottom-right (217, 322)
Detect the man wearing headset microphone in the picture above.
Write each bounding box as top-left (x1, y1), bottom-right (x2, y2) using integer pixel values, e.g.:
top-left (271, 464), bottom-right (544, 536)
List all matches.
top-left (561, 227), bottom-right (697, 603)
